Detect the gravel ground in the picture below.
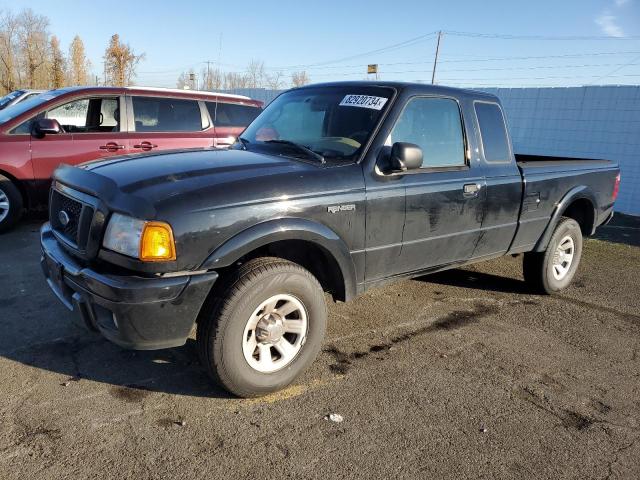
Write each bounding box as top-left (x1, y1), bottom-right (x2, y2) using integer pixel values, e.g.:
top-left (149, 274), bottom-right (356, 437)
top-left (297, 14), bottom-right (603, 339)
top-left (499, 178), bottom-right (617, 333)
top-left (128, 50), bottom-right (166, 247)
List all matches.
top-left (0, 215), bottom-right (638, 479)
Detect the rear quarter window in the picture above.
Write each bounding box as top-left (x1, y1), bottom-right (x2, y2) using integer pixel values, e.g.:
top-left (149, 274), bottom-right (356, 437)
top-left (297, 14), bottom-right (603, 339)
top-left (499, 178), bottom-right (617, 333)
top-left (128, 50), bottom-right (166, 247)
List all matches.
top-left (474, 102), bottom-right (511, 163)
top-left (207, 102), bottom-right (261, 127)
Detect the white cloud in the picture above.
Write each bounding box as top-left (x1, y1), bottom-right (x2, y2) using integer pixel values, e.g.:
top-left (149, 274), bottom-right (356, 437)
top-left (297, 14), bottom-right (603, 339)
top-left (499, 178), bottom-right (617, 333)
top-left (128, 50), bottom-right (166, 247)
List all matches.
top-left (614, 0), bottom-right (630, 6)
top-left (596, 13), bottom-right (625, 37)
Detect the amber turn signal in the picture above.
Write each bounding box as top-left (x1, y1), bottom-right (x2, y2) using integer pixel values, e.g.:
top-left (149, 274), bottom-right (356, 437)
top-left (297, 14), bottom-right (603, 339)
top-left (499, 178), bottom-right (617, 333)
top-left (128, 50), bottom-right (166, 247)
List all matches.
top-left (139, 221), bottom-right (176, 261)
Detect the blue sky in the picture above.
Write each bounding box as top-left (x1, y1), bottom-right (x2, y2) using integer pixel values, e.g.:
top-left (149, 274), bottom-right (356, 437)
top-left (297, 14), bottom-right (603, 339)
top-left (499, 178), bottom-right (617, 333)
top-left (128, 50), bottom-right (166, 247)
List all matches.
top-left (2, 0), bottom-right (639, 88)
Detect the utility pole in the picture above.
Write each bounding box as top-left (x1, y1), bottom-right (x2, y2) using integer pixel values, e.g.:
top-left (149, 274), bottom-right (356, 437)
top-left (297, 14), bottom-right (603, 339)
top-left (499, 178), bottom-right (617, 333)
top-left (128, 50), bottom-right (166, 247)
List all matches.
top-left (431, 31), bottom-right (442, 85)
top-left (206, 60), bottom-right (211, 90)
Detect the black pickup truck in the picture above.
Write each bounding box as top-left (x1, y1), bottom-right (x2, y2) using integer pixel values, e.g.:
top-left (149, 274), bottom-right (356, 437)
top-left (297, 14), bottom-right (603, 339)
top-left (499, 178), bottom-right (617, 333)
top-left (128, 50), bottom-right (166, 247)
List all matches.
top-left (40, 82), bottom-right (620, 397)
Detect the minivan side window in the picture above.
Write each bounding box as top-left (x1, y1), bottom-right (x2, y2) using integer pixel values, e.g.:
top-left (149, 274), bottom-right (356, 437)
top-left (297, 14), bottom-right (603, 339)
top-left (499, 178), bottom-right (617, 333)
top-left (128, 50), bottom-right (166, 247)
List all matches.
top-left (388, 97), bottom-right (466, 168)
top-left (12, 97), bottom-right (120, 134)
top-left (474, 102), bottom-right (511, 163)
top-left (206, 102), bottom-right (261, 127)
top-left (132, 97), bottom-right (202, 132)
top-left (46, 97), bottom-right (120, 133)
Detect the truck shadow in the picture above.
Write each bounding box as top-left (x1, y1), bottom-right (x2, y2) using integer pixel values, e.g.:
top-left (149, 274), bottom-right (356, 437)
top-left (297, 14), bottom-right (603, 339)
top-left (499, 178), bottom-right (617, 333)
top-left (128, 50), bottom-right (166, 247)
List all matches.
top-left (418, 269), bottom-right (532, 295)
top-left (3, 331), bottom-right (236, 399)
top-left (593, 213), bottom-right (640, 248)
top-left (0, 221), bottom-right (236, 399)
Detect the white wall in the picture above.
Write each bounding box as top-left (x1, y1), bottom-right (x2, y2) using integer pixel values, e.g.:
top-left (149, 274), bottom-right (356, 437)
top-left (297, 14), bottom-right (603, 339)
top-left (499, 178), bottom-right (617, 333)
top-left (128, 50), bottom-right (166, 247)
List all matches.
top-left (481, 86), bottom-right (640, 215)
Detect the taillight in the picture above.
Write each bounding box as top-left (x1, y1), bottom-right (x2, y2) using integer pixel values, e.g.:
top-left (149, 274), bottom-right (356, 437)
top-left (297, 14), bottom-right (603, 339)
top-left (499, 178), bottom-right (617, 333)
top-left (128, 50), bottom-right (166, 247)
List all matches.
top-left (612, 173), bottom-right (621, 201)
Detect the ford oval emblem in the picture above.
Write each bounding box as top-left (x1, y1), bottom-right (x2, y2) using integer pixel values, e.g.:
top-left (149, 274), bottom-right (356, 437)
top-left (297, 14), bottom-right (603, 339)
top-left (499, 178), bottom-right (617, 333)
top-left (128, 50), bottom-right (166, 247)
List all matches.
top-left (58, 210), bottom-right (70, 226)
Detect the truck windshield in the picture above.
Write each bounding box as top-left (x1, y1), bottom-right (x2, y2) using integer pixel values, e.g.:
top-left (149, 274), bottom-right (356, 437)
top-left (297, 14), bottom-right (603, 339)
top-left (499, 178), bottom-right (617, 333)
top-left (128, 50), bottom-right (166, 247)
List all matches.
top-left (240, 86), bottom-right (393, 162)
top-left (0, 89), bottom-right (63, 125)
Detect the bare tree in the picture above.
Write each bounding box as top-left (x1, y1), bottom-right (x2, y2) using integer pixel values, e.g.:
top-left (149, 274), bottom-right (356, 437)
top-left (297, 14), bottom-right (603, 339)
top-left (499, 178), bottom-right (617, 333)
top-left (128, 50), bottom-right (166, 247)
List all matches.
top-left (49, 35), bottom-right (65, 88)
top-left (17, 9), bottom-right (50, 89)
top-left (176, 71), bottom-right (189, 89)
top-left (224, 71), bottom-right (249, 90)
top-left (0, 10), bottom-right (19, 94)
top-left (291, 70), bottom-right (310, 87)
top-left (201, 65), bottom-right (223, 91)
top-left (68, 35), bottom-right (90, 85)
top-left (265, 71), bottom-right (285, 90)
top-left (246, 59), bottom-right (265, 88)
top-left (103, 34), bottom-right (144, 86)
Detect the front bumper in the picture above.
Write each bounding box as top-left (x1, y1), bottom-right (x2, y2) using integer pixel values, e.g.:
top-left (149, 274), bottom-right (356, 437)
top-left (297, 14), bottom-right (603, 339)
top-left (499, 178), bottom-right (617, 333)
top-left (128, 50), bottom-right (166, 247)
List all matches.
top-left (40, 223), bottom-right (218, 350)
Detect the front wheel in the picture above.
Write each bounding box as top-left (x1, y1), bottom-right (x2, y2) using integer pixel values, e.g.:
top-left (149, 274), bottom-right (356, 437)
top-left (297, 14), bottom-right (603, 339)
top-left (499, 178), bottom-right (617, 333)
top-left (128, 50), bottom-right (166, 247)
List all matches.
top-left (197, 257), bottom-right (327, 397)
top-left (0, 175), bottom-right (23, 233)
top-left (523, 216), bottom-right (583, 294)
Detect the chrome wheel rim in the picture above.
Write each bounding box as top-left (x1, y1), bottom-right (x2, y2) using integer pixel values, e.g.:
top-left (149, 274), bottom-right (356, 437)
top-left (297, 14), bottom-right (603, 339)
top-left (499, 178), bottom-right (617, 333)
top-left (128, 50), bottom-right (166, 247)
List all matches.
top-left (552, 235), bottom-right (575, 280)
top-left (242, 294), bottom-right (308, 373)
top-left (0, 189), bottom-right (9, 223)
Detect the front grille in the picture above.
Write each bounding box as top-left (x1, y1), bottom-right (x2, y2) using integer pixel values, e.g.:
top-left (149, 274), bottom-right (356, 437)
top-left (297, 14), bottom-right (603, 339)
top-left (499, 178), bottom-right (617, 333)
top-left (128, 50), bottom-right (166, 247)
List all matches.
top-left (50, 189), bottom-right (95, 250)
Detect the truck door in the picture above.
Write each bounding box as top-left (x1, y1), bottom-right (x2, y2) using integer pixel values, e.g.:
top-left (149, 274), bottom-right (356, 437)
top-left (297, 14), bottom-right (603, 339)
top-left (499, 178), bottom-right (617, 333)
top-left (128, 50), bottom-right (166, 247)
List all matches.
top-left (470, 101), bottom-right (522, 258)
top-left (364, 96), bottom-right (485, 281)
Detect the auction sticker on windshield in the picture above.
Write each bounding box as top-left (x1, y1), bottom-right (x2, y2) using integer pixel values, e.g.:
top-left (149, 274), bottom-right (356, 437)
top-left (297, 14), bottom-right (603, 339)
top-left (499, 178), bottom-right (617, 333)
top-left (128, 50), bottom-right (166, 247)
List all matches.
top-left (339, 94), bottom-right (388, 110)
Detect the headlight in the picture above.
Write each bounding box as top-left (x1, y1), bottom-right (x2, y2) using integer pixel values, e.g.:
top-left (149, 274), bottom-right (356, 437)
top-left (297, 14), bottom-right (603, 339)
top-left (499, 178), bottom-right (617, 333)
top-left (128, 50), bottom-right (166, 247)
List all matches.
top-left (103, 213), bottom-right (176, 262)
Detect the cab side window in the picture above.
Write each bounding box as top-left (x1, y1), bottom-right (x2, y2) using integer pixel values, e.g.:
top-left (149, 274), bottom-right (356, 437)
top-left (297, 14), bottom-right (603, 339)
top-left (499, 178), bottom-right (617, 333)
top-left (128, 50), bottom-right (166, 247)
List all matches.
top-left (474, 102), bottom-right (511, 163)
top-left (388, 97), bottom-right (466, 168)
top-left (45, 97), bottom-right (120, 133)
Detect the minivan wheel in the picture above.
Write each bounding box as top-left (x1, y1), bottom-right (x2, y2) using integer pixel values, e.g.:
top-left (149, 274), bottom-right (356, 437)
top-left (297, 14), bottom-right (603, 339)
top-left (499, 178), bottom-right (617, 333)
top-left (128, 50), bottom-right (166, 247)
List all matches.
top-left (0, 175), bottom-right (23, 233)
top-left (523, 216), bottom-right (583, 294)
top-left (197, 257), bottom-right (327, 398)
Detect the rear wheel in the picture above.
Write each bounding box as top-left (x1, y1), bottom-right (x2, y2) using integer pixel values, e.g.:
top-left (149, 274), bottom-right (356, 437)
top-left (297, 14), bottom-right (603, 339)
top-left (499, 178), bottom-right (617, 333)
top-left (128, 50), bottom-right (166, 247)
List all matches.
top-left (523, 216), bottom-right (583, 294)
top-left (197, 257), bottom-right (327, 397)
top-left (0, 175), bottom-right (23, 233)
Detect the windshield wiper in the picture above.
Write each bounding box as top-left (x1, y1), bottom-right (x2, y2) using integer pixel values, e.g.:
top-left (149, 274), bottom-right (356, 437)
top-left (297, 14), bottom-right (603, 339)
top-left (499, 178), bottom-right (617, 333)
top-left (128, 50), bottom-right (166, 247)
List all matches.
top-left (265, 139), bottom-right (325, 164)
top-left (237, 136), bottom-right (250, 150)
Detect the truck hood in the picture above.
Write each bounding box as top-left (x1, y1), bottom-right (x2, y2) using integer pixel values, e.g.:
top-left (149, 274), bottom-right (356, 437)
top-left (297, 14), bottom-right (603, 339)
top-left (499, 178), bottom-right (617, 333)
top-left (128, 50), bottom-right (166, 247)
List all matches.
top-left (82, 148), bottom-right (315, 198)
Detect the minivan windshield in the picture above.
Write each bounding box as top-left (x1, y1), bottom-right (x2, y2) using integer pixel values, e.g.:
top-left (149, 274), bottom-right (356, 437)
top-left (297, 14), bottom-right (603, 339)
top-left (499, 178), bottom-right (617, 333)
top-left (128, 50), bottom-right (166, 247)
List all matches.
top-left (0, 89), bottom-right (62, 125)
top-left (239, 86), bottom-right (393, 162)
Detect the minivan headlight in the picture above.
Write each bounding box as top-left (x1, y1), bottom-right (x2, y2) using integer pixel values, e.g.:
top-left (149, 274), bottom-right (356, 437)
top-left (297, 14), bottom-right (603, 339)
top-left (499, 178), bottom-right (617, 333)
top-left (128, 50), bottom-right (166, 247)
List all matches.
top-left (103, 213), bottom-right (176, 262)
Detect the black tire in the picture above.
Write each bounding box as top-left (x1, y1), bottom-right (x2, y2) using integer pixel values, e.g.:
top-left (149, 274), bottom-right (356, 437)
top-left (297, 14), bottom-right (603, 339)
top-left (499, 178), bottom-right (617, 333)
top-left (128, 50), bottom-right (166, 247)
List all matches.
top-left (197, 257), bottom-right (327, 397)
top-left (0, 175), bottom-right (23, 233)
top-left (523, 217), bottom-right (583, 294)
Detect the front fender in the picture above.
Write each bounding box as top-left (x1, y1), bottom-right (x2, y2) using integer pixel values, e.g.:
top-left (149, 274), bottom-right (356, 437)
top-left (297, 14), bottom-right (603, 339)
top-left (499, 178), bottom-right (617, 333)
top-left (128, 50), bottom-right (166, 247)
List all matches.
top-left (199, 218), bottom-right (357, 301)
top-left (533, 185), bottom-right (597, 252)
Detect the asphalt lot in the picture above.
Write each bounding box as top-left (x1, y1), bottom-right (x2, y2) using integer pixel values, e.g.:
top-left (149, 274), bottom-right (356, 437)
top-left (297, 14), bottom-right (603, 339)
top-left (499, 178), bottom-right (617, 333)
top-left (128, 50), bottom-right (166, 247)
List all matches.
top-left (0, 214), bottom-right (639, 479)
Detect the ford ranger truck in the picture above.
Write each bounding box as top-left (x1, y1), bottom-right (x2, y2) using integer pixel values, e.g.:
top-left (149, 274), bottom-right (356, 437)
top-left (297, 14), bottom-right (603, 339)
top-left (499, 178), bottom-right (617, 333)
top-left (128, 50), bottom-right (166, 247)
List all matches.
top-left (40, 82), bottom-right (620, 397)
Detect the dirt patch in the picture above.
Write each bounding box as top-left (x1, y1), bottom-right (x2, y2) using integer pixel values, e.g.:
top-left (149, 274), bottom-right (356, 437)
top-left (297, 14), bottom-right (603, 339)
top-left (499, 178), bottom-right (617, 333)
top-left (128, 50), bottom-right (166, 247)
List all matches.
top-left (326, 302), bottom-right (499, 374)
top-left (109, 385), bottom-right (151, 403)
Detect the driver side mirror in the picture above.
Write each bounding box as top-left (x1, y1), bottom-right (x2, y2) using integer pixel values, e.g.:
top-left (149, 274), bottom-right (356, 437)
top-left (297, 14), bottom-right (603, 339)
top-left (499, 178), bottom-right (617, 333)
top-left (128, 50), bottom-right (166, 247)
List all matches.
top-left (33, 118), bottom-right (62, 138)
top-left (388, 142), bottom-right (423, 172)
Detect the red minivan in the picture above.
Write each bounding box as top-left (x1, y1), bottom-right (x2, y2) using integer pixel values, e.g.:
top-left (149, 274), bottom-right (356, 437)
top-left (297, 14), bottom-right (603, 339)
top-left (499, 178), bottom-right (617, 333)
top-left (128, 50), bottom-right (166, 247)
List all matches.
top-left (0, 86), bottom-right (263, 231)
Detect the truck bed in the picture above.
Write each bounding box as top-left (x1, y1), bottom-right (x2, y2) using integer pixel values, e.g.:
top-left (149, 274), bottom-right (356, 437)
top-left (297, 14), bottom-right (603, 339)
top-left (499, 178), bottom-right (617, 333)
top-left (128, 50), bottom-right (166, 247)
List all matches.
top-left (515, 154), bottom-right (614, 170)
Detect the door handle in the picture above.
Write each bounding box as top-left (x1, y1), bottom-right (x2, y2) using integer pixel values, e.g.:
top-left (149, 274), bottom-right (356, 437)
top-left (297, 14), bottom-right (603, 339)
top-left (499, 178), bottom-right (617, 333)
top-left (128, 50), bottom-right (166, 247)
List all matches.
top-left (133, 141), bottom-right (158, 150)
top-left (463, 183), bottom-right (482, 196)
top-left (99, 142), bottom-right (125, 152)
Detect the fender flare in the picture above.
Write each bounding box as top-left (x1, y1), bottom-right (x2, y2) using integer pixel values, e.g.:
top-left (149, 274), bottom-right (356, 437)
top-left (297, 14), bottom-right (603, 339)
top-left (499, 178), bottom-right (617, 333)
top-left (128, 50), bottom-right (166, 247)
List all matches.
top-left (533, 185), bottom-right (597, 252)
top-left (200, 218), bottom-right (357, 301)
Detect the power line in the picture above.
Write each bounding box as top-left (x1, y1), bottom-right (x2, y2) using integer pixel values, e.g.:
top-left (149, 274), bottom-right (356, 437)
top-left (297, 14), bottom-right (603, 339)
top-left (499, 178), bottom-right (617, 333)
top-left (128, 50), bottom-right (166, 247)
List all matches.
top-left (289, 62), bottom-right (640, 78)
top-left (440, 73), bottom-right (640, 81)
top-left (444, 30), bottom-right (640, 40)
top-left (267, 31), bottom-right (438, 70)
top-left (591, 54), bottom-right (640, 82)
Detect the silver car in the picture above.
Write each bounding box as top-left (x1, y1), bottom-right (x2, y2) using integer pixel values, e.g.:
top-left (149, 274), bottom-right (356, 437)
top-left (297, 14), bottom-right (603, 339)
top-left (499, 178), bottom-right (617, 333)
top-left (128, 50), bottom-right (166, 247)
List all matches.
top-left (0, 89), bottom-right (44, 111)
